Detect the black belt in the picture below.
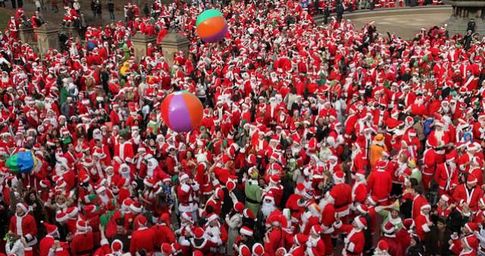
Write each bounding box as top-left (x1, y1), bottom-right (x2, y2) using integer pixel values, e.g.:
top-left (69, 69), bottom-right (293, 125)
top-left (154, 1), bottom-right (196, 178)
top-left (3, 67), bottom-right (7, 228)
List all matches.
top-left (246, 197), bottom-right (260, 204)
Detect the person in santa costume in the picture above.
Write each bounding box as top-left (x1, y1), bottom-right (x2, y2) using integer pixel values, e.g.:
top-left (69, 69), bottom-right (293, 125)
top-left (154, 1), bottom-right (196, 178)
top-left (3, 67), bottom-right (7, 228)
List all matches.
top-left (379, 221), bottom-right (403, 256)
top-left (8, 203), bottom-right (37, 248)
top-left (334, 215), bottom-right (367, 256)
top-left (460, 235), bottom-right (479, 256)
top-left (435, 150), bottom-right (459, 196)
top-left (373, 240), bottom-right (391, 256)
top-left (177, 173), bottom-right (200, 222)
top-left (452, 174), bottom-right (483, 213)
top-left (367, 160), bottom-right (393, 205)
top-left (129, 215), bottom-right (155, 255)
top-left (39, 221), bottom-right (61, 256)
top-left (305, 225), bottom-right (326, 256)
top-left (70, 219), bottom-right (94, 255)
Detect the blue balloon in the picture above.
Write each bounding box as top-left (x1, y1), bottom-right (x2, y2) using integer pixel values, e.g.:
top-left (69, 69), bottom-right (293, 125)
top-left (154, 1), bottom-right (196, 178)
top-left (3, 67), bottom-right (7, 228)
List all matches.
top-left (87, 41), bottom-right (96, 51)
top-left (17, 151), bottom-right (34, 173)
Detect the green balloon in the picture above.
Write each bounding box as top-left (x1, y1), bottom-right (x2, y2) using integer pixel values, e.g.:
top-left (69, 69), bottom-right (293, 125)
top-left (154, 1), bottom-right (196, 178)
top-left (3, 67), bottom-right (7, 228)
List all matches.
top-left (196, 9), bottom-right (223, 27)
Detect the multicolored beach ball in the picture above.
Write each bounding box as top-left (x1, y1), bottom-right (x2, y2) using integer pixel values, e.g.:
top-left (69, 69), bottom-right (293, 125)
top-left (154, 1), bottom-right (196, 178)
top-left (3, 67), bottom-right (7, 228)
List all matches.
top-left (195, 9), bottom-right (228, 43)
top-left (160, 91), bottom-right (204, 133)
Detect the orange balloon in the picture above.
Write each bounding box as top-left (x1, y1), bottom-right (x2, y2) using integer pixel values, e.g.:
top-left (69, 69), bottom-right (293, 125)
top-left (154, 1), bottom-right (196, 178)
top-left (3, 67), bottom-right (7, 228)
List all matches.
top-left (196, 16), bottom-right (227, 38)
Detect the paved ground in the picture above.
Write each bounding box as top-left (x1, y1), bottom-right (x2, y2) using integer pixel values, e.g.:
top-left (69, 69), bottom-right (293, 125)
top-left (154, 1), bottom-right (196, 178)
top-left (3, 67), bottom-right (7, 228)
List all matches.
top-left (345, 8), bottom-right (452, 39)
top-left (2, 2), bottom-right (452, 40)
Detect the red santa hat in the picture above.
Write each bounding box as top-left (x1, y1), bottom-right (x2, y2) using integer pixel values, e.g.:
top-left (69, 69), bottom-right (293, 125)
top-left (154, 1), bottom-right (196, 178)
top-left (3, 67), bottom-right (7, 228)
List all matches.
top-left (440, 194), bottom-right (450, 202)
top-left (226, 180), bottom-right (236, 191)
top-left (464, 235), bottom-right (479, 250)
top-left (42, 221), bottom-right (58, 235)
top-left (111, 239), bottom-right (123, 253)
top-left (403, 218), bottom-right (415, 230)
top-left (311, 225), bottom-right (323, 235)
top-left (243, 208), bottom-right (256, 220)
top-left (269, 175), bottom-right (280, 184)
top-left (252, 243), bottom-right (265, 256)
top-left (130, 201), bottom-right (143, 214)
top-left (467, 174), bottom-right (478, 186)
top-left (207, 213), bottom-right (219, 224)
top-left (354, 216), bottom-right (367, 230)
top-left (382, 221), bottom-right (396, 234)
top-left (193, 227), bottom-right (205, 239)
top-left (356, 204), bottom-right (368, 214)
top-left (136, 215), bottom-right (148, 227)
top-left (464, 222), bottom-right (478, 233)
top-left (234, 202), bottom-right (245, 213)
top-left (377, 240), bottom-right (389, 252)
top-left (240, 226), bottom-right (254, 237)
top-left (333, 171), bottom-right (345, 183)
top-left (39, 179), bottom-right (51, 189)
top-left (247, 154), bottom-right (257, 165)
top-left (294, 233), bottom-right (309, 245)
top-left (76, 219), bottom-right (90, 233)
top-left (239, 245), bottom-right (251, 256)
top-left (16, 203), bottom-right (28, 213)
top-left (84, 205), bottom-right (97, 215)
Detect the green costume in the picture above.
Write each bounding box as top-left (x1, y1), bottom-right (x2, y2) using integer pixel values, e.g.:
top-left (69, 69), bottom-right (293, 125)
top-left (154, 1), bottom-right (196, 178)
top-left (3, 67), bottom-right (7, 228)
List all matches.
top-left (245, 179), bottom-right (262, 215)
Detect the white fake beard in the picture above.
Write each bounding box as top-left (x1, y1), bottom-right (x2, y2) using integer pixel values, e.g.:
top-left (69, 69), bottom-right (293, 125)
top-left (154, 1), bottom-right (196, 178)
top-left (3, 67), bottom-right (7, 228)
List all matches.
top-left (261, 201), bottom-right (276, 218)
top-left (435, 130), bottom-right (444, 142)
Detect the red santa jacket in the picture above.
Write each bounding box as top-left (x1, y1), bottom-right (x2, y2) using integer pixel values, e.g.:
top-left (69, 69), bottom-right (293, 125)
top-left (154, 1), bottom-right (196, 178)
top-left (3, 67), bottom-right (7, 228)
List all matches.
top-left (70, 231), bottom-right (94, 255)
top-left (264, 226), bottom-right (284, 256)
top-left (435, 162), bottom-right (459, 192)
top-left (367, 168), bottom-right (393, 204)
top-left (335, 223), bottom-right (365, 256)
top-left (415, 213), bottom-right (431, 240)
top-left (452, 184), bottom-right (483, 212)
top-left (306, 236), bottom-right (326, 256)
top-left (9, 213), bottom-right (38, 245)
top-left (39, 235), bottom-right (55, 256)
top-left (130, 227), bottom-right (155, 255)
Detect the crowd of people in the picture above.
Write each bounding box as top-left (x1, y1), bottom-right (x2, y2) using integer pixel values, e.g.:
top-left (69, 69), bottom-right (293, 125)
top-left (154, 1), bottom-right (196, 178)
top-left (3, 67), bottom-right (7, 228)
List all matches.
top-left (0, 0), bottom-right (484, 255)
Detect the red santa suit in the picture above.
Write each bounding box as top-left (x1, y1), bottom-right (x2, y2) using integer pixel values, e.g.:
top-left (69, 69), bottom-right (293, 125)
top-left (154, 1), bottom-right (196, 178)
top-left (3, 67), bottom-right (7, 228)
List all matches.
top-left (335, 216), bottom-right (366, 256)
top-left (305, 226), bottom-right (326, 256)
top-left (113, 140), bottom-right (135, 172)
top-left (366, 161), bottom-right (393, 205)
top-left (414, 205), bottom-right (432, 240)
top-left (70, 221), bottom-right (94, 256)
top-left (328, 174), bottom-right (352, 217)
top-left (422, 148), bottom-right (436, 191)
top-left (435, 154), bottom-right (459, 195)
top-left (130, 224), bottom-right (155, 255)
top-left (39, 222), bottom-right (59, 256)
top-left (452, 176), bottom-right (483, 213)
top-left (9, 204), bottom-right (38, 247)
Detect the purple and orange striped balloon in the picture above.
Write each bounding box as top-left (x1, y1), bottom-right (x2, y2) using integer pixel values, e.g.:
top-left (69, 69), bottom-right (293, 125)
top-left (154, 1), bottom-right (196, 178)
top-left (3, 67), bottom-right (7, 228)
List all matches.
top-left (160, 91), bottom-right (204, 133)
top-left (196, 9), bottom-right (228, 43)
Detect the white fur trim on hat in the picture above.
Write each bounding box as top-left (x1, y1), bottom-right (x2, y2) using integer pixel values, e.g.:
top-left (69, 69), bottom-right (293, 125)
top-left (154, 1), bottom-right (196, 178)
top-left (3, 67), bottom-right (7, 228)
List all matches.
top-left (240, 226), bottom-right (253, 236)
top-left (354, 217), bottom-right (367, 230)
top-left (16, 203), bottom-right (28, 213)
